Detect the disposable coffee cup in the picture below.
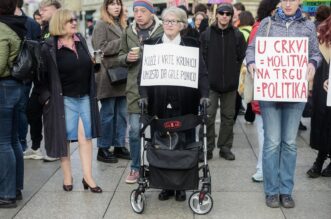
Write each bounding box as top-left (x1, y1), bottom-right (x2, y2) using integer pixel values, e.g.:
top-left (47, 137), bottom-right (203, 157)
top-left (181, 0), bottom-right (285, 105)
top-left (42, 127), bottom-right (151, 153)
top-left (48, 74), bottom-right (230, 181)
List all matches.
top-left (131, 47), bottom-right (140, 55)
top-left (93, 50), bottom-right (103, 64)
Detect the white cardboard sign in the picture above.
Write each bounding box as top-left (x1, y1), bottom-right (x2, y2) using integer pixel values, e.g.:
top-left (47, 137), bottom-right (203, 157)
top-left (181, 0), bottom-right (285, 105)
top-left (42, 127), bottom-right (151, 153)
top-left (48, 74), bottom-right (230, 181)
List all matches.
top-left (140, 44), bottom-right (199, 89)
top-left (254, 37), bottom-right (309, 102)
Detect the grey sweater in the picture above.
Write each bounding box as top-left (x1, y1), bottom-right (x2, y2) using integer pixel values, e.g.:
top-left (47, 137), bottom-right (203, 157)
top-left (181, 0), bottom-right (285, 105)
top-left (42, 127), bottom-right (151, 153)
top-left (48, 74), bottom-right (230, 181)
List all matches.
top-left (246, 13), bottom-right (321, 68)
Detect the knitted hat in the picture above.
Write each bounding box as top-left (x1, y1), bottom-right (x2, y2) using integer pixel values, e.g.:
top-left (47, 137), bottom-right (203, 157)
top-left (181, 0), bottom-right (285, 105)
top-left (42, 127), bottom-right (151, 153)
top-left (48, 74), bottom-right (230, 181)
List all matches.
top-left (133, 0), bottom-right (154, 13)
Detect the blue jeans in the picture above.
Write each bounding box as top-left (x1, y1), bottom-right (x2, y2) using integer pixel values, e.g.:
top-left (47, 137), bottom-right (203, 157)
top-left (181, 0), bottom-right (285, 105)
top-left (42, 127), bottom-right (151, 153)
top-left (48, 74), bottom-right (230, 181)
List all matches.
top-left (260, 101), bottom-right (305, 196)
top-left (97, 97), bottom-right (127, 148)
top-left (129, 113), bottom-right (140, 171)
top-left (18, 82), bottom-right (31, 151)
top-left (0, 79), bottom-right (25, 199)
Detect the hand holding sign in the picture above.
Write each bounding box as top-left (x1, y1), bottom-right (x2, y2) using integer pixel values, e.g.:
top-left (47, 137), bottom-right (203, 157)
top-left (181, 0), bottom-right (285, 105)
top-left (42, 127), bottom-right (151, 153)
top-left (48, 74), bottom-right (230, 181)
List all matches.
top-left (248, 63), bottom-right (257, 79)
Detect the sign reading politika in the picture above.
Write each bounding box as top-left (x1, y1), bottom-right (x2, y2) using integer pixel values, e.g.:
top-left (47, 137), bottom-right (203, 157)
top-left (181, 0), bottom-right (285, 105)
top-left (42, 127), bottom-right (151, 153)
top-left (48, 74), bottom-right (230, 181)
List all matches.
top-left (255, 37), bottom-right (309, 102)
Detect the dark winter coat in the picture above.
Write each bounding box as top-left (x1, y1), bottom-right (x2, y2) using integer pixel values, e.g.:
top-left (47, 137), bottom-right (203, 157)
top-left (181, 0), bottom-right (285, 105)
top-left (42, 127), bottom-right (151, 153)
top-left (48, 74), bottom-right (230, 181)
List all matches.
top-left (138, 36), bottom-right (209, 118)
top-left (200, 23), bottom-right (246, 93)
top-left (38, 35), bottom-right (101, 158)
top-left (310, 46), bottom-right (331, 154)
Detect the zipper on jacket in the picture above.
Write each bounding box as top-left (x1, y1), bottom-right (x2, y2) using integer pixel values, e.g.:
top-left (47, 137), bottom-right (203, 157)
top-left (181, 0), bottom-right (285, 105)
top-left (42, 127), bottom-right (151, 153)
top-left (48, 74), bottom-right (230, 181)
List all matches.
top-left (285, 21), bottom-right (293, 37)
top-left (221, 30), bottom-right (225, 89)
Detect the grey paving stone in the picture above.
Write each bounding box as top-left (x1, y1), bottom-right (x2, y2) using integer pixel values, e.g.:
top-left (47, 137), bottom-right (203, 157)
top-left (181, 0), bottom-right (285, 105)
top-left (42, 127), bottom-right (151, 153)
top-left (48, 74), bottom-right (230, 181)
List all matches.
top-left (14, 191), bottom-right (112, 219)
top-left (210, 166), bottom-right (263, 192)
top-left (104, 191), bottom-right (193, 219)
top-left (281, 191), bottom-right (331, 219)
top-left (293, 167), bottom-right (331, 192)
top-left (195, 192), bottom-right (285, 219)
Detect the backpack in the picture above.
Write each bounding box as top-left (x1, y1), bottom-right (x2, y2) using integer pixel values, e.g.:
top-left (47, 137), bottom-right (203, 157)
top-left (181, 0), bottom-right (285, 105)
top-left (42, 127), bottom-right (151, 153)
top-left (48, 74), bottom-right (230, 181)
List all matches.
top-left (11, 38), bottom-right (41, 83)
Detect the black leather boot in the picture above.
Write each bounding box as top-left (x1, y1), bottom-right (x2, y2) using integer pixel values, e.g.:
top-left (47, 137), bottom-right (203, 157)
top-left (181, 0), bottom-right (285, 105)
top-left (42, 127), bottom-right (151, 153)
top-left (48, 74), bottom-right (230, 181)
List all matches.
top-left (158, 189), bottom-right (174, 201)
top-left (321, 161), bottom-right (331, 177)
top-left (113, 147), bottom-right (131, 160)
top-left (307, 151), bottom-right (326, 178)
top-left (97, 148), bottom-right (118, 163)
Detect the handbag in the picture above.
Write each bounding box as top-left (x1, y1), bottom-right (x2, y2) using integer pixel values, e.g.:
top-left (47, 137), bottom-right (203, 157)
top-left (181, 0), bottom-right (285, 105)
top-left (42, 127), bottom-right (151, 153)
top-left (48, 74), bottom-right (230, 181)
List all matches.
top-left (238, 65), bottom-right (254, 103)
top-left (107, 67), bottom-right (128, 85)
top-left (11, 38), bottom-right (41, 83)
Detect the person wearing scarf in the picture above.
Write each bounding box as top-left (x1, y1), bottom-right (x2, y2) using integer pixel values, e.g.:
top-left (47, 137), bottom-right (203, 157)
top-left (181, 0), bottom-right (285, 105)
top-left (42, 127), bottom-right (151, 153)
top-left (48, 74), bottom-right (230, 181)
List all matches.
top-left (246, 0), bottom-right (321, 208)
top-left (138, 7), bottom-right (209, 203)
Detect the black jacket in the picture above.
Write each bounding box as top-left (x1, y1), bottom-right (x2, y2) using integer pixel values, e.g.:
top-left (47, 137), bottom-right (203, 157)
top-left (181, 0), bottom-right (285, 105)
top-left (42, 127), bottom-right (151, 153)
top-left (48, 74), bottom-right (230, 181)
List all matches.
top-left (138, 36), bottom-right (209, 118)
top-left (310, 56), bottom-right (331, 154)
top-left (38, 35), bottom-right (101, 157)
top-left (200, 23), bottom-right (246, 93)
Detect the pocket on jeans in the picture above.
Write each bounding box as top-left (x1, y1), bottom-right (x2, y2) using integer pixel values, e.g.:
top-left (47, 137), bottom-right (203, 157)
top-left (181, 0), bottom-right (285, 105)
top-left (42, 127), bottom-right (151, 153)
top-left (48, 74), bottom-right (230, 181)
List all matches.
top-left (0, 81), bottom-right (20, 106)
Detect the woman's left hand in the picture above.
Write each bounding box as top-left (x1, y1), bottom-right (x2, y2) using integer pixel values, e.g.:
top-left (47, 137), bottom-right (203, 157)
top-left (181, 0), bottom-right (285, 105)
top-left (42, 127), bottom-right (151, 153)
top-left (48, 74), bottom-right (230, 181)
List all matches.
top-left (306, 63), bottom-right (316, 82)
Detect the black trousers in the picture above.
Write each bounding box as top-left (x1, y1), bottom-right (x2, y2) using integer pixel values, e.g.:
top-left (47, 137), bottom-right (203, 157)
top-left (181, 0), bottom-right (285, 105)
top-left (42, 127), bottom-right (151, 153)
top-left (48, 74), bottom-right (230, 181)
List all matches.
top-left (26, 93), bottom-right (43, 150)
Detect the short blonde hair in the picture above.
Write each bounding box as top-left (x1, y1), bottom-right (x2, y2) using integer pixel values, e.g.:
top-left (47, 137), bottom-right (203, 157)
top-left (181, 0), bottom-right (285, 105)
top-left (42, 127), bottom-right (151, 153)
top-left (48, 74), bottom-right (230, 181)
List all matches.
top-left (49, 9), bottom-right (74, 36)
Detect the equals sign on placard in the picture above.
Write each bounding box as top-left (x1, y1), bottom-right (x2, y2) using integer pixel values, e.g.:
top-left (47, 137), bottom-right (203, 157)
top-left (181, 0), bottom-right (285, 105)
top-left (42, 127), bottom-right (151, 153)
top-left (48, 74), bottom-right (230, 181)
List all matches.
top-left (260, 60), bottom-right (265, 65)
top-left (256, 87), bottom-right (261, 92)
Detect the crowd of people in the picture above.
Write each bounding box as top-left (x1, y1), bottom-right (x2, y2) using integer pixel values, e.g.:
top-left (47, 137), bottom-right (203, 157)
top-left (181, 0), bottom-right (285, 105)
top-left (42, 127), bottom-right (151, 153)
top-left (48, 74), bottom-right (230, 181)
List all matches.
top-left (0, 0), bottom-right (330, 210)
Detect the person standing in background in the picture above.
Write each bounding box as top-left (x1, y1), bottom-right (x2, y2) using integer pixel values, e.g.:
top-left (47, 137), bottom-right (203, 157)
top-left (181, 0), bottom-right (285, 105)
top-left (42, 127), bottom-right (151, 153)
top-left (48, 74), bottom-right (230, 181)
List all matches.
top-left (15, 0), bottom-right (41, 153)
top-left (118, 0), bottom-right (163, 184)
top-left (24, 0), bottom-right (61, 161)
top-left (92, 0), bottom-right (131, 164)
top-left (0, 0), bottom-right (26, 208)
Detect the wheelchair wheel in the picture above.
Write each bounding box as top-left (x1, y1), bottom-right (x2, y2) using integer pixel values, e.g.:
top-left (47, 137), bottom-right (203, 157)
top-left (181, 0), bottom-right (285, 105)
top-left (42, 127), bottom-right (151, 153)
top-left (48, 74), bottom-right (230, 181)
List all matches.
top-left (130, 189), bottom-right (145, 214)
top-left (189, 191), bottom-right (213, 215)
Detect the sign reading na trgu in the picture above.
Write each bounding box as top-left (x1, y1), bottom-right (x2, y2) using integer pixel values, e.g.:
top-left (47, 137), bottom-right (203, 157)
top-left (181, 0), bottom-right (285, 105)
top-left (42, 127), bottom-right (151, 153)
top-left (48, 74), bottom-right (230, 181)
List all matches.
top-left (254, 37), bottom-right (309, 102)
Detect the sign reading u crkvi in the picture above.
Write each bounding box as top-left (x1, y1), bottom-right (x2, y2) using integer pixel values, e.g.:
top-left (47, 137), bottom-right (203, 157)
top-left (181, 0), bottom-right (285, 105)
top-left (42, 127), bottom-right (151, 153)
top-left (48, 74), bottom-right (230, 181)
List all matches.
top-left (141, 44), bottom-right (199, 89)
top-left (254, 37), bottom-right (309, 102)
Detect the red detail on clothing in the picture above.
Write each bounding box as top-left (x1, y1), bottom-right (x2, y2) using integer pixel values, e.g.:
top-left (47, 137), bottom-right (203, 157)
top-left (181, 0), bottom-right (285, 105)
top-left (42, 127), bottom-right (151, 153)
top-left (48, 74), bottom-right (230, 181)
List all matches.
top-left (57, 34), bottom-right (80, 58)
top-left (164, 121), bottom-right (182, 129)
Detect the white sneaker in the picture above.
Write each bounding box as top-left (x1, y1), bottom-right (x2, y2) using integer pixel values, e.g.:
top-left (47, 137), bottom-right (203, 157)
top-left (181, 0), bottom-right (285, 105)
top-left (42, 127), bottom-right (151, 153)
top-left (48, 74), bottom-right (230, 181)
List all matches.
top-left (23, 148), bottom-right (44, 160)
top-left (252, 172), bottom-right (263, 182)
top-left (43, 155), bottom-right (60, 162)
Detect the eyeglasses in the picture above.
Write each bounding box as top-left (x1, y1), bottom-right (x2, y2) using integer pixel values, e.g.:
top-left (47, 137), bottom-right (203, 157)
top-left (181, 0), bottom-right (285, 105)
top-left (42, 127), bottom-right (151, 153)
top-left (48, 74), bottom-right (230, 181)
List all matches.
top-left (163, 20), bottom-right (181, 26)
top-left (67, 18), bottom-right (78, 24)
top-left (218, 11), bottom-right (232, 17)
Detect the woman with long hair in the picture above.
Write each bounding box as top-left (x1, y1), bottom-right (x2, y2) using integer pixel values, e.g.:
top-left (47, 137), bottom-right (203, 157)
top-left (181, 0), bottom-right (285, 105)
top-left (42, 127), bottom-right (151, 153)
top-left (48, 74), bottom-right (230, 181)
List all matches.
top-left (92, 0), bottom-right (130, 164)
top-left (307, 14), bottom-right (331, 178)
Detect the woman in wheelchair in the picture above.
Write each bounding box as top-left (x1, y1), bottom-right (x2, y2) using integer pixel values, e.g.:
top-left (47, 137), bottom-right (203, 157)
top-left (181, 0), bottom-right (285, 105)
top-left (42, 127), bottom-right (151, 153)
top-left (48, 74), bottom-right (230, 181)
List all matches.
top-left (138, 7), bottom-right (209, 202)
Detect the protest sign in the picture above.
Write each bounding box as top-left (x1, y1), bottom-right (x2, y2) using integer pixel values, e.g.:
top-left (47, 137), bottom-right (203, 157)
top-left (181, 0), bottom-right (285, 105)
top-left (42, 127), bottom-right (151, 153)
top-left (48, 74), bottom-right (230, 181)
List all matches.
top-left (327, 63), bottom-right (331, 106)
top-left (141, 44), bottom-right (199, 89)
top-left (254, 37), bottom-right (309, 102)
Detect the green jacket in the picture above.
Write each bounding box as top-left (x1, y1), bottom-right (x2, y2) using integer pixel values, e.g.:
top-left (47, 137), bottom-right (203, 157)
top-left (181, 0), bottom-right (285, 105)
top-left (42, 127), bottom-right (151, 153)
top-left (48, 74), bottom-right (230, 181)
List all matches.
top-left (0, 22), bottom-right (21, 78)
top-left (118, 15), bottom-right (163, 113)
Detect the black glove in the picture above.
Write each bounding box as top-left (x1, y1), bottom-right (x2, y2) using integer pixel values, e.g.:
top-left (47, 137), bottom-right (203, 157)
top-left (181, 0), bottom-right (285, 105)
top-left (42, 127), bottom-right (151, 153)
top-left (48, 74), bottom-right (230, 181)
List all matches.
top-left (138, 98), bottom-right (148, 107)
top-left (200, 97), bottom-right (210, 107)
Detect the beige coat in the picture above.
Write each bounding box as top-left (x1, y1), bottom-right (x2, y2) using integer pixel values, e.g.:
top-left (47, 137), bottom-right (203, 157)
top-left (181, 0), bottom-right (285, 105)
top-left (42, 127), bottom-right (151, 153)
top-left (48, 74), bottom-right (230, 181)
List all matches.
top-left (92, 20), bottom-right (126, 99)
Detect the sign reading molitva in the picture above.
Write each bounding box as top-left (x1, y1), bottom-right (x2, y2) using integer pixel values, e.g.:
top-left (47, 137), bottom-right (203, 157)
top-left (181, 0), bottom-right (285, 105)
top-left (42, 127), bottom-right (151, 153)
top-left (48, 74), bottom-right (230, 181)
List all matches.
top-left (141, 44), bottom-right (199, 89)
top-left (254, 37), bottom-right (309, 102)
